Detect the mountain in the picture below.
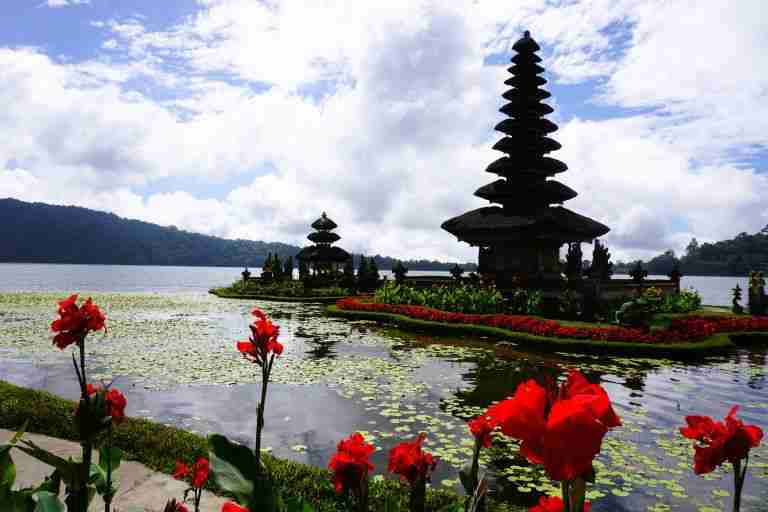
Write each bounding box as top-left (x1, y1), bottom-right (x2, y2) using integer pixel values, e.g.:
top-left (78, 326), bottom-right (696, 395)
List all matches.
top-left (612, 227), bottom-right (768, 276)
top-left (0, 198), bottom-right (476, 270)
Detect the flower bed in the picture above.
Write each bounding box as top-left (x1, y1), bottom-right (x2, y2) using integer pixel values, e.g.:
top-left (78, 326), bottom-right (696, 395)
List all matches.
top-left (335, 298), bottom-right (768, 344)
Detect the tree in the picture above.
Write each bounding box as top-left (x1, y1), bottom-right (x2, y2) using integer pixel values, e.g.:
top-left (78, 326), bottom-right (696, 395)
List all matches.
top-left (685, 238), bottom-right (700, 259)
top-left (298, 258), bottom-right (309, 281)
top-left (341, 258), bottom-right (355, 291)
top-left (283, 255), bottom-right (294, 281)
top-left (392, 260), bottom-right (408, 284)
top-left (449, 263), bottom-right (464, 280)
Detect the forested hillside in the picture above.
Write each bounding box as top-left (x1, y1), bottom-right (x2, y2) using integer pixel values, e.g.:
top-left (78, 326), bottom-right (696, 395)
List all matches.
top-left (613, 227), bottom-right (768, 276)
top-left (0, 198), bottom-right (475, 270)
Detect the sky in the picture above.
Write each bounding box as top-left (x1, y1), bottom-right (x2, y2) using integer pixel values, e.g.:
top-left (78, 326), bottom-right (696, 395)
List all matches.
top-left (1, 0), bottom-right (767, 264)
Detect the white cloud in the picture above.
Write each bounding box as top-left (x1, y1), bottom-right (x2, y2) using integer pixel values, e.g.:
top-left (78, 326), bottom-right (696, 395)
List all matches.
top-left (3, 0), bottom-right (768, 264)
top-left (41, 0), bottom-right (90, 8)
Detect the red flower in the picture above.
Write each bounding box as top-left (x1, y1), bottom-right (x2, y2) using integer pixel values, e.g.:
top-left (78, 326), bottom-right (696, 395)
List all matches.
top-left (680, 406), bottom-right (763, 474)
top-left (468, 414), bottom-right (496, 448)
top-left (529, 496), bottom-right (591, 512)
top-left (222, 503), bottom-right (249, 512)
top-left (237, 308), bottom-right (283, 365)
top-left (191, 457), bottom-right (210, 488)
top-left (173, 461), bottom-right (190, 480)
top-left (105, 388), bottom-right (127, 423)
top-left (51, 294), bottom-right (106, 349)
top-left (175, 502), bottom-right (190, 512)
top-left (481, 371), bottom-right (621, 481)
top-left (388, 433), bottom-right (437, 485)
top-left (84, 384), bottom-right (127, 423)
top-left (328, 433), bottom-right (375, 494)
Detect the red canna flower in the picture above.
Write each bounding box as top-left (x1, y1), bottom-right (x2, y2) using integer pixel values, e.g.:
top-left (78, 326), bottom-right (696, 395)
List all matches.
top-left (529, 495), bottom-right (591, 512)
top-left (222, 503), bottom-right (249, 512)
top-left (388, 433), bottom-right (437, 485)
top-left (105, 388), bottom-right (127, 423)
top-left (480, 370), bottom-right (621, 482)
top-left (237, 308), bottom-right (283, 365)
top-left (191, 457), bottom-right (210, 488)
top-left (51, 294), bottom-right (106, 349)
top-left (175, 502), bottom-right (189, 512)
top-left (328, 432), bottom-right (375, 494)
top-left (173, 461), bottom-right (190, 480)
top-left (680, 406), bottom-right (763, 474)
top-left (468, 414), bottom-right (496, 448)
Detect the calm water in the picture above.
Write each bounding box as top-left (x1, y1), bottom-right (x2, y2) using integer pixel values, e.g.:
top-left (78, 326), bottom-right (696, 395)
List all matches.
top-left (0, 263), bottom-right (750, 305)
top-left (0, 264), bottom-right (766, 511)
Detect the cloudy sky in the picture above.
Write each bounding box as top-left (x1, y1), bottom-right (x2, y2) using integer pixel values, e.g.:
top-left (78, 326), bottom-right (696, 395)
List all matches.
top-left (1, 0), bottom-right (767, 263)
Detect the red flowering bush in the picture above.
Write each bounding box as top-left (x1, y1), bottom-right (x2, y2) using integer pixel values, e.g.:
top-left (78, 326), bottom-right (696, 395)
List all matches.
top-left (172, 458), bottom-right (210, 512)
top-left (51, 294), bottom-right (106, 349)
top-left (337, 297), bottom-right (768, 344)
top-left (529, 495), bottom-right (591, 512)
top-left (681, 406), bottom-right (763, 511)
top-left (328, 433), bottom-right (375, 511)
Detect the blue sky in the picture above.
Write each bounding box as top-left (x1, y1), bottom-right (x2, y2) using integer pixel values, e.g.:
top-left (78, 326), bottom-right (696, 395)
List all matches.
top-left (0, 0), bottom-right (766, 262)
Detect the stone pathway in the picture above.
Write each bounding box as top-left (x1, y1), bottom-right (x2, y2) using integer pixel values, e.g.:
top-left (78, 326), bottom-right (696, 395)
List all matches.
top-left (0, 429), bottom-right (228, 512)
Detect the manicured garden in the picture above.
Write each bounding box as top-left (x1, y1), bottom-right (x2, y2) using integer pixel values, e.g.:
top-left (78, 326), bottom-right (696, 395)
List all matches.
top-left (327, 282), bottom-right (768, 355)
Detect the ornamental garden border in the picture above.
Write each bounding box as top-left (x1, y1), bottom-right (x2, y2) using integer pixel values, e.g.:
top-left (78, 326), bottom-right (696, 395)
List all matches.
top-left (326, 298), bottom-right (768, 357)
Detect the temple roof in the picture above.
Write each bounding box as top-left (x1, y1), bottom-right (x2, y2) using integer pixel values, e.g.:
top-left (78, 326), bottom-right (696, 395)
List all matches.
top-left (311, 212), bottom-right (337, 231)
top-left (474, 179), bottom-right (577, 205)
top-left (441, 205), bottom-right (610, 246)
top-left (308, 230), bottom-right (340, 244)
top-left (494, 118), bottom-right (558, 136)
top-left (296, 245), bottom-right (350, 263)
top-left (492, 136), bottom-right (561, 155)
top-left (485, 156), bottom-right (567, 177)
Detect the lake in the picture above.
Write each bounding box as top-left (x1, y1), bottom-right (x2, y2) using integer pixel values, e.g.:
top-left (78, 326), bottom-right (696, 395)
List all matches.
top-left (0, 263), bottom-right (766, 511)
top-left (0, 262), bottom-right (751, 306)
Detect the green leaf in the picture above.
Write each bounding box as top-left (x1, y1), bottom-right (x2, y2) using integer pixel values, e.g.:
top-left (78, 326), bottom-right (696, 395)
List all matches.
top-left (10, 421), bottom-right (28, 446)
top-left (1, 445), bottom-right (16, 489)
top-left (32, 491), bottom-right (65, 512)
top-left (98, 445), bottom-right (122, 472)
top-left (13, 440), bottom-right (79, 486)
top-left (208, 434), bottom-right (259, 482)
top-left (89, 463), bottom-right (107, 492)
top-left (208, 451), bottom-right (254, 504)
top-left (284, 496), bottom-right (316, 512)
top-left (458, 466), bottom-right (473, 495)
top-left (247, 475), bottom-right (279, 512)
top-left (34, 471), bottom-right (61, 497)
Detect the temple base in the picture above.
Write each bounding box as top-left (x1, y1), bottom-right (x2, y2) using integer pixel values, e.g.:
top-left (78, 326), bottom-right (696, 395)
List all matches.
top-left (478, 242), bottom-right (563, 292)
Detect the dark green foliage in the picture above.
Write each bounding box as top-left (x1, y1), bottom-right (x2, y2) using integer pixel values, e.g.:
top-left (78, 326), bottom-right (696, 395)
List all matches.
top-left (585, 240), bottom-right (613, 281)
top-left (732, 283), bottom-right (744, 314)
top-left (614, 228), bottom-right (768, 277)
top-left (284, 256), bottom-right (294, 281)
top-left (392, 260), bottom-right (408, 284)
top-left (564, 243), bottom-right (583, 281)
top-left (357, 256), bottom-right (381, 293)
top-left (299, 259), bottom-right (310, 280)
top-left (340, 259), bottom-right (355, 291)
top-left (0, 381), bottom-right (514, 512)
top-left (449, 264), bottom-right (464, 280)
top-left (629, 261), bottom-right (648, 286)
top-left (506, 289), bottom-right (542, 315)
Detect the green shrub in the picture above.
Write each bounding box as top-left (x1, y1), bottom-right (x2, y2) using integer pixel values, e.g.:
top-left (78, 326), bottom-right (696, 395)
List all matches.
top-left (374, 282), bottom-right (503, 314)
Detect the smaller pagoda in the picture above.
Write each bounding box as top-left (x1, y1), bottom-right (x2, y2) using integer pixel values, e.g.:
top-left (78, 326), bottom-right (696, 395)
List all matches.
top-left (296, 212), bottom-right (351, 276)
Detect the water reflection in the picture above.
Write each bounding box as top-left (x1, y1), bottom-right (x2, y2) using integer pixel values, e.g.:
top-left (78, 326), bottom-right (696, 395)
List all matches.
top-left (1, 295), bottom-right (767, 512)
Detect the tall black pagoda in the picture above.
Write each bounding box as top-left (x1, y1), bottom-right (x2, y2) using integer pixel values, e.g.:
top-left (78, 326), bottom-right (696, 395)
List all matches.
top-left (441, 31), bottom-right (609, 291)
top-left (296, 212), bottom-right (351, 275)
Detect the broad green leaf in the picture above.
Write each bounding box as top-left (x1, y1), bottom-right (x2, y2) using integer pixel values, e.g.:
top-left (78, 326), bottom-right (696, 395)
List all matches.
top-left (208, 434), bottom-right (259, 481)
top-left (1, 446), bottom-right (16, 489)
top-left (247, 474), bottom-right (279, 512)
top-left (34, 471), bottom-right (61, 497)
top-left (98, 445), bottom-right (121, 473)
top-left (208, 451), bottom-right (254, 504)
top-left (32, 491), bottom-right (65, 512)
top-left (89, 463), bottom-right (107, 491)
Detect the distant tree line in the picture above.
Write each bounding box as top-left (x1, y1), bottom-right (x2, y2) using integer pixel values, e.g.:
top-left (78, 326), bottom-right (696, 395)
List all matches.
top-left (0, 199), bottom-right (476, 271)
top-left (612, 226), bottom-right (768, 276)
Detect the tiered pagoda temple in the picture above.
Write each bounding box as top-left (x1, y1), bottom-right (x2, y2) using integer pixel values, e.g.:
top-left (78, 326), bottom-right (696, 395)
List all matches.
top-left (296, 212), bottom-right (351, 275)
top-left (442, 31), bottom-right (610, 292)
